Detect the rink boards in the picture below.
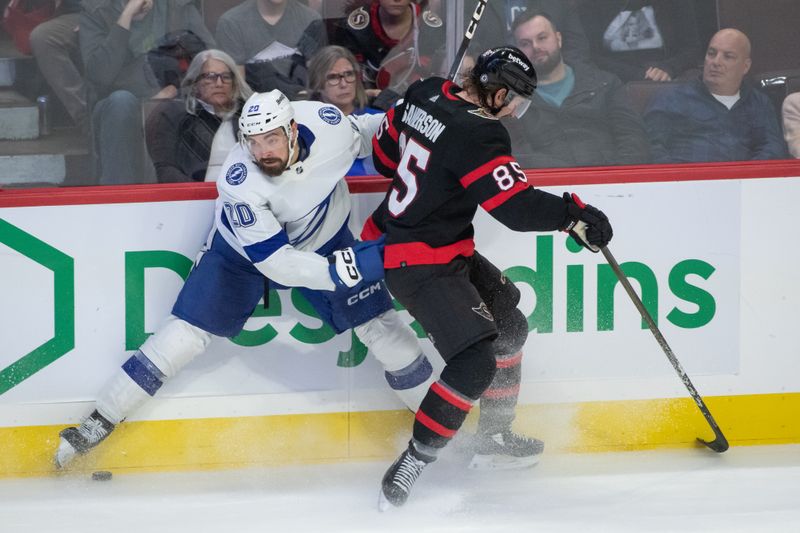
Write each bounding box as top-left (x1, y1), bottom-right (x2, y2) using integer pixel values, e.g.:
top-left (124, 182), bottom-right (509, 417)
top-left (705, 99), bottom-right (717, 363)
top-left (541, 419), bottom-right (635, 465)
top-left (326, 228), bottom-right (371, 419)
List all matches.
top-left (1, 164), bottom-right (800, 476)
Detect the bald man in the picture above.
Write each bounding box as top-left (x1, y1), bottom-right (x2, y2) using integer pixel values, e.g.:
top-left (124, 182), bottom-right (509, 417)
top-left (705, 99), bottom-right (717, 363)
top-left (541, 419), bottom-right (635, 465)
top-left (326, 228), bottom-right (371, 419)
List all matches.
top-left (703, 29), bottom-right (752, 96)
top-left (643, 28), bottom-right (787, 163)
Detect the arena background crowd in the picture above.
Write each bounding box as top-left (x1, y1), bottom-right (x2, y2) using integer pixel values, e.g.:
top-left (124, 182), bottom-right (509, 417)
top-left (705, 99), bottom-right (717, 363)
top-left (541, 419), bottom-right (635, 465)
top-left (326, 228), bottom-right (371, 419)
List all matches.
top-left (0, 0), bottom-right (798, 188)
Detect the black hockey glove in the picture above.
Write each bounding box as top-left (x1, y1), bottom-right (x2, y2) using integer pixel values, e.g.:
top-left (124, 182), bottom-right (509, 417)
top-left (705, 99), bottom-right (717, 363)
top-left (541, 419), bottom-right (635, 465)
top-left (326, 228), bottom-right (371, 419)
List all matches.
top-left (562, 193), bottom-right (613, 252)
top-left (328, 237), bottom-right (386, 289)
top-left (371, 88), bottom-right (402, 111)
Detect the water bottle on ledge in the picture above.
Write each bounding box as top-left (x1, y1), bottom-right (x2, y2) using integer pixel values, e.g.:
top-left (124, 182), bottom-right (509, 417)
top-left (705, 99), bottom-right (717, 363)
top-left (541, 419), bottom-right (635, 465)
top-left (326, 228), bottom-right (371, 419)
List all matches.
top-left (37, 95), bottom-right (50, 136)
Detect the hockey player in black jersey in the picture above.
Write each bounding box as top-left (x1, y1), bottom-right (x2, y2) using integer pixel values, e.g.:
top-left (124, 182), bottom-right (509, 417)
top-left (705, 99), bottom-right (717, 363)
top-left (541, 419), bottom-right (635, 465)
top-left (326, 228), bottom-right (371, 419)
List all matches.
top-left (364, 46), bottom-right (614, 509)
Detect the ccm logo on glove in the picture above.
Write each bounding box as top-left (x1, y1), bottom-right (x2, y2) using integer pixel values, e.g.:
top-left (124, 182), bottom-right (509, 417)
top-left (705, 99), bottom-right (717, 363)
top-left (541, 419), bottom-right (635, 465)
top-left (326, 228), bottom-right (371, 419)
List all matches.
top-left (328, 237), bottom-right (386, 289)
top-left (331, 248), bottom-right (362, 287)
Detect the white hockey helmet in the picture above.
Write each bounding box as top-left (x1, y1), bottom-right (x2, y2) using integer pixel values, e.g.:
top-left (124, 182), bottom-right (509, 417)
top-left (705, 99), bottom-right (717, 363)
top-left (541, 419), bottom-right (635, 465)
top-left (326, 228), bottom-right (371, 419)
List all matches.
top-left (238, 90), bottom-right (297, 165)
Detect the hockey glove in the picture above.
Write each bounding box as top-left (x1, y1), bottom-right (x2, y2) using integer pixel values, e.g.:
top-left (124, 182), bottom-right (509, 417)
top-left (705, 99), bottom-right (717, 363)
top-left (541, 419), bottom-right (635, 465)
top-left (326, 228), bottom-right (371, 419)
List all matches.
top-left (562, 193), bottom-right (613, 252)
top-left (371, 88), bottom-right (402, 111)
top-left (328, 237), bottom-right (386, 289)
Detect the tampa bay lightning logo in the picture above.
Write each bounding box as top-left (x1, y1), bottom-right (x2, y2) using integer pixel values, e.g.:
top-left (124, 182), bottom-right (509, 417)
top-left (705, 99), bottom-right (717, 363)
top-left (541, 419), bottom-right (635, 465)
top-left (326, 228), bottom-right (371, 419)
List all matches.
top-left (318, 106), bottom-right (342, 125)
top-left (225, 163), bottom-right (247, 185)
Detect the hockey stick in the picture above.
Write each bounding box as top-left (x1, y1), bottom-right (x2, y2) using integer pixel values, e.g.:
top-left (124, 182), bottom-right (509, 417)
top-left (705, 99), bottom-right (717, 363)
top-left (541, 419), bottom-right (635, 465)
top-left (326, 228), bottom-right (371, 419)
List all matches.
top-left (447, 0), bottom-right (489, 81)
top-left (600, 245), bottom-right (729, 453)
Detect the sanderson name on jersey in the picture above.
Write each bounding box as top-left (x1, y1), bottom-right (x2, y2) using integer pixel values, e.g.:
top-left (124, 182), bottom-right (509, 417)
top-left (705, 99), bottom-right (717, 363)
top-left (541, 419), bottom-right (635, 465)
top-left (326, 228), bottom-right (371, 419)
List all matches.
top-left (400, 103), bottom-right (446, 143)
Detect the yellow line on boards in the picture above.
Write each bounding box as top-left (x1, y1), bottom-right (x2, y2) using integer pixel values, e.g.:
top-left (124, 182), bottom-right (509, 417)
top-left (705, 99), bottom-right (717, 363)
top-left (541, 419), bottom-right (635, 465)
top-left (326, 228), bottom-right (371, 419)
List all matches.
top-left (2, 393), bottom-right (798, 478)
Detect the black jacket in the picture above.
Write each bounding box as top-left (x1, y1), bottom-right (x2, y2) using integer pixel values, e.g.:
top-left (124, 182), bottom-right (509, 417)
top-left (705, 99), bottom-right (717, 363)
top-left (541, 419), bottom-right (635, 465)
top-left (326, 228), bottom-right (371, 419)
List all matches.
top-left (145, 99), bottom-right (232, 183)
top-left (510, 62), bottom-right (651, 167)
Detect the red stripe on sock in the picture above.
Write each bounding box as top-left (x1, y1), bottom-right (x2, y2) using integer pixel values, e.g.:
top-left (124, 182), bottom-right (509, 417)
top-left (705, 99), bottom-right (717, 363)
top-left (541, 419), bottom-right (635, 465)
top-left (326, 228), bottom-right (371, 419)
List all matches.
top-left (481, 385), bottom-right (521, 399)
top-left (431, 382), bottom-right (472, 411)
top-left (496, 352), bottom-right (523, 368)
top-left (415, 410), bottom-right (457, 438)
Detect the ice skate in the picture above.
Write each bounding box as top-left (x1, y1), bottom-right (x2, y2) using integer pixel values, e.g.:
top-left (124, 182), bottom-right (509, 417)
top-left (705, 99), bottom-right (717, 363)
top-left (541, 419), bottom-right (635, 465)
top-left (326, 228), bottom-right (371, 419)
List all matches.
top-left (468, 430), bottom-right (544, 470)
top-left (378, 442), bottom-right (434, 511)
top-left (54, 410), bottom-right (116, 469)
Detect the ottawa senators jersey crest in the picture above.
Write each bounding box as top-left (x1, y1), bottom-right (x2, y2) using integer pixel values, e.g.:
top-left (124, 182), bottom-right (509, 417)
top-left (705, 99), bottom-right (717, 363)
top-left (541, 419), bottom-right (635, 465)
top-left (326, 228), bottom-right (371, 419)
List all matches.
top-left (347, 6), bottom-right (369, 30)
top-left (422, 9), bottom-right (442, 28)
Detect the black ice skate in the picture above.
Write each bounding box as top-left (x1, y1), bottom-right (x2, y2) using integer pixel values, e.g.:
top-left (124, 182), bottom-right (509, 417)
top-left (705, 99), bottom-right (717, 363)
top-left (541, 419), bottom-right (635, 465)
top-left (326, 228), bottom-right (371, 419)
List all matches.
top-left (54, 410), bottom-right (116, 469)
top-left (468, 430), bottom-right (544, 470)
top-left (378, 442), bottom-right (435, 511)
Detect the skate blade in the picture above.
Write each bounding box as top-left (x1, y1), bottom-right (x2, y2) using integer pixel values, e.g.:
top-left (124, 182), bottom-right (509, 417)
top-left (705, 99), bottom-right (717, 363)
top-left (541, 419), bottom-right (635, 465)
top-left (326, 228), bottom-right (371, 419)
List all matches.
top-left (377, 489), bottom-right (393, 512)
top-left (54, 438), bottom-right (77, 470)
top-left (468, 452), bottom-right (542, 471)
top-left (54, 438), bottom-right (77, 469)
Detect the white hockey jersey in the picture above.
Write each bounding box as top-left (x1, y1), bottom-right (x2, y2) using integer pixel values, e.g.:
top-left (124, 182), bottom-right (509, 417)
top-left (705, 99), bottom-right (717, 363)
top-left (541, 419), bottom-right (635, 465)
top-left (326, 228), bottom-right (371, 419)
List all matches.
top-left (213, 101), bottom-right (383, 291)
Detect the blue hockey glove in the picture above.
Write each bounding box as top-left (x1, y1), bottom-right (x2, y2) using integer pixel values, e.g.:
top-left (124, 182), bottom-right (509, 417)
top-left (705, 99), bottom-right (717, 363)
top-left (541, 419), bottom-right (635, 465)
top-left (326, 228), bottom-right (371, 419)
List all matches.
top-left (328, 237), bottom-right (386, 289)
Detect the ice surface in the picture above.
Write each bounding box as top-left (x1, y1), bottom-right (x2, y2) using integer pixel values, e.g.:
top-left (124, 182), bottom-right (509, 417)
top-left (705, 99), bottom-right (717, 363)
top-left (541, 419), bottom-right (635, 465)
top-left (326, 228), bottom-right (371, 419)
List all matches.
top-left (1, 444), bottom-right (798, 533)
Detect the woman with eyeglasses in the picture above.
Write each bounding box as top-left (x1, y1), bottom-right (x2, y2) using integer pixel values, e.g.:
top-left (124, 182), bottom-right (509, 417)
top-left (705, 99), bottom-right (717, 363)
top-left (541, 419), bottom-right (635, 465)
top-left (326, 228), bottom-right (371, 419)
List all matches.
top-left (307, 45), bottom-right (382, 175)
top-left (145, 49), bottom-right (253, 182)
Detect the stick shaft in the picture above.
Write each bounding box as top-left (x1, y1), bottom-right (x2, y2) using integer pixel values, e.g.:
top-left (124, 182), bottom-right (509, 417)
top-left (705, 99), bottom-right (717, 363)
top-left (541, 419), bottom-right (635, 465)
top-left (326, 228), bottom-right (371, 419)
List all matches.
top-left (447, 0), bottom-right (489, 81)
top-left (601, 246), bottom-right (728, 451)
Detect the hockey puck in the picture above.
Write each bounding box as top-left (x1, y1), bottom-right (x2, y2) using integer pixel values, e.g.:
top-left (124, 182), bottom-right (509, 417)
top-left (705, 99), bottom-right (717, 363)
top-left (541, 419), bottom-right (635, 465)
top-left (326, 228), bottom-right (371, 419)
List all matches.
top-left (91, 470), bottom-right (112, 481)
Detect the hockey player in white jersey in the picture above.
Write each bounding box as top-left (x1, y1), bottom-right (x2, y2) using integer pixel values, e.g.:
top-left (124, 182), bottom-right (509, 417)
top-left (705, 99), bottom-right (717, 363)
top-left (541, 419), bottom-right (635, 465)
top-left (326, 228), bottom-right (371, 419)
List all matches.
top-left (54, 90), bottom-right (436, 469)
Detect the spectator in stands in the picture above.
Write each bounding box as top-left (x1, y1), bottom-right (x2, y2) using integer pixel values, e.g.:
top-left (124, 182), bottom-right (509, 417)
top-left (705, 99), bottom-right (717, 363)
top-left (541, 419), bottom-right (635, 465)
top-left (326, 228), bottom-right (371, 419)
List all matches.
top-left (146, 50), bottom-right (252, 183)
top-left (29, 0), bottom-right (87, 131)
top-left (510, 11), bottom-right (650, 168)
top-left (333, 0), bottom-right (445, 105)
top-left (578, 0), bottom-right (702, 83)
top-left (215, 0), bottom-right (327, 99)
top-left (643, 28), bottom-right (788, 163)
top-left (308, 45), bottom-right (372, 116)
top-left (471, 0), bottom-right (591, 66)
top-left (782, 92), bottom-right (800, 158)
top-left (80, 0), bottom-right (215, 185)
top-left (307, 45), bottom-right (381, 175)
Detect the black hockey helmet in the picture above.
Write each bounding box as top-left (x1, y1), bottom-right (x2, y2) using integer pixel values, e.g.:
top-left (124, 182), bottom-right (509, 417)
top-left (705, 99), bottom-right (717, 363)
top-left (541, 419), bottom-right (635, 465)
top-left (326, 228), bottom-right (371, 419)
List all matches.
top-left (470, 46), bottom-right (537, 117)
top-left (473, 46), bottom-right (537, 96)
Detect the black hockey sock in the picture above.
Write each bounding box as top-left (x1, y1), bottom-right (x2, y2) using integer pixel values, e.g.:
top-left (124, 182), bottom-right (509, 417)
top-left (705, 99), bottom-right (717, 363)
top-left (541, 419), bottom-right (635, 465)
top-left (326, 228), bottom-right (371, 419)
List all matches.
top-left (478, 351), bottom-right (523, 435)
top-left (413, 380), bottom-right (475, 449)
top-left (412, 338), bottom-right (497, 448)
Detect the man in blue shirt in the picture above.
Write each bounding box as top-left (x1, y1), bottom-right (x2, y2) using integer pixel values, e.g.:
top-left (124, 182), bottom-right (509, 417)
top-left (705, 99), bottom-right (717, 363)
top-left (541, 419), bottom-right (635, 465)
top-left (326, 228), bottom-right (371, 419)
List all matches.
top-left (644, 28), bottom-right (788, 163)
top-left (509, 11), bottom-right (650, 168)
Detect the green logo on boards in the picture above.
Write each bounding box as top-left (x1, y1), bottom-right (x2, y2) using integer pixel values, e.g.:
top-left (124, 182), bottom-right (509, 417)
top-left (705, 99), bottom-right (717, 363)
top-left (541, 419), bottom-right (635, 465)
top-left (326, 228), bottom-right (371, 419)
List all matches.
top-left (0, 222), bottom-right (718, 395)
top-left (0, 219), bottom-right (75, 395)
top-left (123, 250), bottom-right (370, 369)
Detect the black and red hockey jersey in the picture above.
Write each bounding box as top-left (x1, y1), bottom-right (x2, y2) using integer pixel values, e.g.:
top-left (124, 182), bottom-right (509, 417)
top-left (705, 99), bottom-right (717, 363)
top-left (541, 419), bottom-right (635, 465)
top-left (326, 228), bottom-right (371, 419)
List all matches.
top-left (333, 2), bottom-right (445, 90)
top-left (365, 77), bottom-right (570, 268)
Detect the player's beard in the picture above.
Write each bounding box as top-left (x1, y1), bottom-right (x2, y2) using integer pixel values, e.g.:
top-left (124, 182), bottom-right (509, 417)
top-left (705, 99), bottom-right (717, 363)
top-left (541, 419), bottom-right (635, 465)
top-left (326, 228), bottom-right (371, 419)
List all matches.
top-left (256, 156), bottom-right (289, 177)
top-left (531, 48), bottom-right (562, 78)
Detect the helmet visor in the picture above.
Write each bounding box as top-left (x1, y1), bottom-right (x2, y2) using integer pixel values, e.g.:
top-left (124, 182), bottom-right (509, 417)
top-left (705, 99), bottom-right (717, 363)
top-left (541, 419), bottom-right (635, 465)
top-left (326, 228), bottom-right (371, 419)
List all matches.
top-left (502, 89), bottom-right (533, 119)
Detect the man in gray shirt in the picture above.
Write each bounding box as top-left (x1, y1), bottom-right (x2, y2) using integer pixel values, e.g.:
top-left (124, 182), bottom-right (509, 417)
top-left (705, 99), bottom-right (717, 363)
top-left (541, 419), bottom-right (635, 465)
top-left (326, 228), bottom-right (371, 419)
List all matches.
top-left (215, 0), bottom-right (327, 97)
top-left (80, 0), bottom-right (215, 184)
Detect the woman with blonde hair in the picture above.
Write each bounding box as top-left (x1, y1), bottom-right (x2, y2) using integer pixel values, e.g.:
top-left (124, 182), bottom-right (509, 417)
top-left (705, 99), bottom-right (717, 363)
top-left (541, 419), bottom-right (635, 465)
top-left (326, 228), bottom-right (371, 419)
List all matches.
top-left (308, 45), bottom-right (381, 175)
top-left (146, 49), bottom-right (253, 182)
top-left (308, 45), bottom-right (372, 115)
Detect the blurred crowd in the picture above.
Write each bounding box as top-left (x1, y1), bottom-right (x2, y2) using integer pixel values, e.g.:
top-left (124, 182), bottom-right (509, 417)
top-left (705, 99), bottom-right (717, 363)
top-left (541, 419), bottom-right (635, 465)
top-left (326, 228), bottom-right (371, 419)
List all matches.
top-left (6, 0), bottom-right (800, 186)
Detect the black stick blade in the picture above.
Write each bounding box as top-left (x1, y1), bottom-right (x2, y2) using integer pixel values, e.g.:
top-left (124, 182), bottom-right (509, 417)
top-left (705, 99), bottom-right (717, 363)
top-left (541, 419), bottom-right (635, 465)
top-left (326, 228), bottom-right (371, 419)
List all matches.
top-left (697, 436), bottom-right (729, 453)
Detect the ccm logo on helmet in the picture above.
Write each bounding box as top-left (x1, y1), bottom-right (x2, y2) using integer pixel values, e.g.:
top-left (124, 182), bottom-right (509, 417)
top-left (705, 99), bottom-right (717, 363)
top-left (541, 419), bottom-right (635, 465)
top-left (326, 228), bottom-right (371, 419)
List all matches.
top-left (347, 282), bottom-right (383, 306)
